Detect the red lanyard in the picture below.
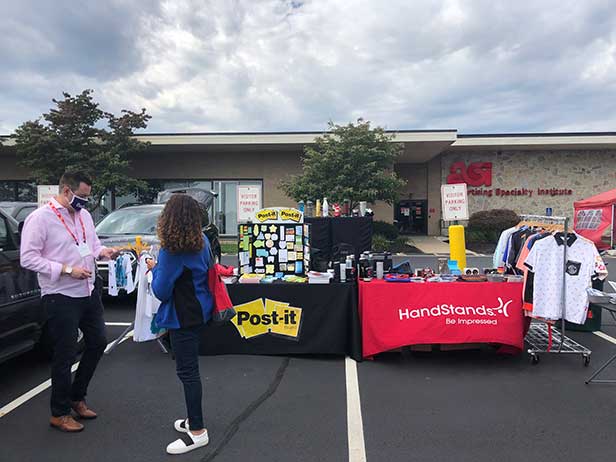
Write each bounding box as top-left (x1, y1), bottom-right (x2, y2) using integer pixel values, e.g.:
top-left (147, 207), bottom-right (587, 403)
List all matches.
top-left (49, 202), bottom-right (86, 245)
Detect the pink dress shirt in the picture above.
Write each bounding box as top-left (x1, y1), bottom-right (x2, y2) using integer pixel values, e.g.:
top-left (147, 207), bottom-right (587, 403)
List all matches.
top-left (20, 198), bottom-right (107, 298)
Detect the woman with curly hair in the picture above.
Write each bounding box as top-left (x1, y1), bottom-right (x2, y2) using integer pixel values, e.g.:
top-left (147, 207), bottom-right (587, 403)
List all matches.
top-left (147, 194), bottom-right (213, 454)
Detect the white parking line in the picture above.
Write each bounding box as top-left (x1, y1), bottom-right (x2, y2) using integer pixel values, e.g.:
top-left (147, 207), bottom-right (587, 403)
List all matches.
top-left (345, 357), bottom-right (367, 462)
top-left (105, 322), bottom-right (133, 326)
top-left (594, 330), bottom-right (616, 345)
top-left (0, 330), bottom-right (134, 418)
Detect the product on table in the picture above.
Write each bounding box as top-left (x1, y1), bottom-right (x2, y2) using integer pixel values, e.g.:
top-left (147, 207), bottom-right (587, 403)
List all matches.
top-left (322, 198), bottom-right (329, 217)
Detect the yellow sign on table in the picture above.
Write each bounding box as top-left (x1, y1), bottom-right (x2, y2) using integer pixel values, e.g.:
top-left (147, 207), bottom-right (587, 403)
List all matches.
top-left (230, 298), bottom-right (303, 340)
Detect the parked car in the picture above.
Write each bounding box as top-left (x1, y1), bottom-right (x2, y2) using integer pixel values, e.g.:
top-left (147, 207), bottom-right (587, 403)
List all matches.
top-left (0, 201), bottom-right (38, 223)
top-left (95, 188), bottom-right (221, 291)
top-left (0, 207), bottom-right (84, 363)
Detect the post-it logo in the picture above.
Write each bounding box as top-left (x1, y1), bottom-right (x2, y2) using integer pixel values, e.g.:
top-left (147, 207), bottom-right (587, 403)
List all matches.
top-left (231, 298), bottom-right (302, 340)
top-left (256, 209), bottom-right (279, 222)
top-left (280, 209), bottom-right (302, 222)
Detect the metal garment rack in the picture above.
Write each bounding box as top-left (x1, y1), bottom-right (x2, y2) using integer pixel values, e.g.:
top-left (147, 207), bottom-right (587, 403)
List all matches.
top-left (519, 214), bottom-right (592, 365)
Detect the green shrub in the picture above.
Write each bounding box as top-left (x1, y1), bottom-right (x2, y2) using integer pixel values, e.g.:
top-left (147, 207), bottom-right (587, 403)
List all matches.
top-left (467, 209), bottom-right (519, 242)
top-left (372, 234), bottom-right (391, 252)
top-left (372, 220), bottom-right (399, 240)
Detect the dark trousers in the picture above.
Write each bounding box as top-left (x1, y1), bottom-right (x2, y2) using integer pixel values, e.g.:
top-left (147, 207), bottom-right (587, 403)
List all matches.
top-left (169, 325), bottom-right (204, 430)
top-left (43, 290), bottom-right (107, 417)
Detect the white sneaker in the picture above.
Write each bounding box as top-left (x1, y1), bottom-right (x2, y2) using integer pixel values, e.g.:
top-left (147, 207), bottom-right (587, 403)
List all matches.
top-left (174, 418), bottom-right (190, 433)
top-left (166, 429), bottom-right (209, 455)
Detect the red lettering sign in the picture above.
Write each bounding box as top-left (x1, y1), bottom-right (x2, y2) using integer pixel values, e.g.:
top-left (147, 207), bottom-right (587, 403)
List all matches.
top-left (447, 162), bottom-right (492, 187)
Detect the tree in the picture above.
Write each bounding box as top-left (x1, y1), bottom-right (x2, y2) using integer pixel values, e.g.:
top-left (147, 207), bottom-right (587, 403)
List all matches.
top-left (280, 119), bottom-right (406, 209)
top-left (13, 89), bottom-right (151, 210)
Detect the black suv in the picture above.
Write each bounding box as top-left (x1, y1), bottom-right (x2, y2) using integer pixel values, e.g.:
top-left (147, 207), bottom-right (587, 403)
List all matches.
top-left (0, 208), bottom-right (45, 363)
top-left (0, 207), bottom-right (87, 364)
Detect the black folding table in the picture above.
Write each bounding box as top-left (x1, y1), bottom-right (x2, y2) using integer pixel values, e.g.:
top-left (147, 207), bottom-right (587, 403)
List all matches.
top-left (586, 301), bottom-right (616, 384)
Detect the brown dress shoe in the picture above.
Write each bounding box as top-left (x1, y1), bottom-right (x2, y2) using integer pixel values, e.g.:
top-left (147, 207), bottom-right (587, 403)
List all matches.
top-left (71, 401), bottom-right (98, 419)
top-left (50, 415), bottom-right (84, 432)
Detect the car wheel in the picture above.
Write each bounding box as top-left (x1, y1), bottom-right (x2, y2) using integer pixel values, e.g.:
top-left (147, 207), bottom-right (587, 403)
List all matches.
top-left (38, 325), bottom-right (86, 360)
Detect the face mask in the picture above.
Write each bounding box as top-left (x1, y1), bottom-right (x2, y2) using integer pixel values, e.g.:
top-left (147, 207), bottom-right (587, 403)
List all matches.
top-left (69, 192), bottom-right (89, 211)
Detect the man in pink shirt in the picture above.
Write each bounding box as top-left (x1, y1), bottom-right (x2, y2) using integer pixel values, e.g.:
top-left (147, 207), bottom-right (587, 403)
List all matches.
top-left (21, 171), bottom-right (118, 432)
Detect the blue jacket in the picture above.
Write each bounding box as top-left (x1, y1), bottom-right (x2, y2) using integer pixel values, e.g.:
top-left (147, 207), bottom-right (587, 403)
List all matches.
top-left (152, 237), bottom-right (214, 329)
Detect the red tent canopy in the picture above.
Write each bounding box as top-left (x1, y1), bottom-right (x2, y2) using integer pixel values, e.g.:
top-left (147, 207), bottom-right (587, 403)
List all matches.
top-left (573, 188), bottom-right (616, 250)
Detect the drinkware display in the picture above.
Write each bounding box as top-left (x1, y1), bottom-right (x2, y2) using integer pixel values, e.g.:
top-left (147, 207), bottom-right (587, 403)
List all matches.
top-left (342, 199), bottom-right (350, 216)
top-left (305, 200), bottom-right (314, 217)
top-left (376, 261), bottom-right (384, 279)
top-left (359, 201), bottom-right (367, 217)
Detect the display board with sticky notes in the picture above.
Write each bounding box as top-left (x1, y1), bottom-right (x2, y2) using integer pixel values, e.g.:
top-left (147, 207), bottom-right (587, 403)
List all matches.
top-left (238, 223), bottom-right (310, 276)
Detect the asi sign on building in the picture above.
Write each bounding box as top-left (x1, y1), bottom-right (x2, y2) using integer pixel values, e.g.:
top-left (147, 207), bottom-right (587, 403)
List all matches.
top-left (441, 183), bottom-right (469, 221)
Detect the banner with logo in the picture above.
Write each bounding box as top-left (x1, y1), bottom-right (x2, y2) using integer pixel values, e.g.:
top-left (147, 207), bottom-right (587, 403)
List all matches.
top-left (199, 283), bottom-right (362, 360)
top-left (359, 280), bottom-right (524, 358)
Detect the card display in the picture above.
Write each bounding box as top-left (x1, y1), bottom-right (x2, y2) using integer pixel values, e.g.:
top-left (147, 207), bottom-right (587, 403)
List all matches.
top-left (238, 223), bottom-right (310, 276)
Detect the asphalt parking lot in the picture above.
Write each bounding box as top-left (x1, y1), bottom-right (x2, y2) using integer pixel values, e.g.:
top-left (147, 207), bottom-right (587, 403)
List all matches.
top-left (1, 256), bottom-right (615, 462)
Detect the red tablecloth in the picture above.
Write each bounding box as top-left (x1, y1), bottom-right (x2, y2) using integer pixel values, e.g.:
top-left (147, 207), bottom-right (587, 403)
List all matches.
top-left (358, 280), bottom-right (525, 358)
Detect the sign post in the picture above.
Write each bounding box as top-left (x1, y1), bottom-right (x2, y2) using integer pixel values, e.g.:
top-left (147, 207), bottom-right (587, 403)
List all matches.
top-left (37, 185), bottom-right (59, 208)
top-left (441, 183), bottom-right (468, 270)
top-left (237, 185), bottom-right (262, 223)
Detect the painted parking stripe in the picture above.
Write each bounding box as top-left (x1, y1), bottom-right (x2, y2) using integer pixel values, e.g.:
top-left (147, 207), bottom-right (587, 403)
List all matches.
top-left (345, 357), bottom-right (367, 462)
top-left (593, 330), bottom-right (616, 345)
top-left (0, 331), bottom-right (134, 418)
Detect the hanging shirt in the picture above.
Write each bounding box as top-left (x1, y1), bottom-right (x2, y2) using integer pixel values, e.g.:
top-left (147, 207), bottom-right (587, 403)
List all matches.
top-left (493, 226), bottom-right (517, 268)
top-left (107, 254), bottom-right (136, 296)
top-left (516, 232), bottom-right (551, 312)
top-left (108, 258), bottom-right (118, 296)
top-left (524, 233), bottom-right (608, 324)
top-left (133, 255), bottom-right (161, 342)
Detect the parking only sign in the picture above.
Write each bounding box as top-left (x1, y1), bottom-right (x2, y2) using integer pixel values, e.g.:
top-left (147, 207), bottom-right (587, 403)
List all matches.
top-left (237, 185), bottom-right (262, 223)
top-left (441, 183), bottom-right (469, 221)
top-left (37, 185), bottom-right (59, 208)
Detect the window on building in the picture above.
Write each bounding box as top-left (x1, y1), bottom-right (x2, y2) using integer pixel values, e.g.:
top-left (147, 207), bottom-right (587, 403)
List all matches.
top-left (0, 181), bottom-right (37, 202)
top-left (576, 209), bottom-right (603, 230)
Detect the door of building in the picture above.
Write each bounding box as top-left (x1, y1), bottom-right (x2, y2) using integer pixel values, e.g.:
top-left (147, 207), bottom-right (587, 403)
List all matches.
top-left (395, 200), bottom-right (428, 235)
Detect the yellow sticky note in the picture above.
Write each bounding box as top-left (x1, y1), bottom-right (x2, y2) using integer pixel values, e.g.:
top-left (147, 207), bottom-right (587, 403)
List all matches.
top-left (269, 306), bottom-right (302, 339)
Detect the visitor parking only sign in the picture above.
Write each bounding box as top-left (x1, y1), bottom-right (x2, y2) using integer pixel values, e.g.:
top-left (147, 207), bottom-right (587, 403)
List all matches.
top-left (441, 183), bottom-right (469, 221)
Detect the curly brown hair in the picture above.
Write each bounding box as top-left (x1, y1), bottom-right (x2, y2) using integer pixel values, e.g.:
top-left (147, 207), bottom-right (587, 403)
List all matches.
top-left (157, 194), bottom-right (204, 253)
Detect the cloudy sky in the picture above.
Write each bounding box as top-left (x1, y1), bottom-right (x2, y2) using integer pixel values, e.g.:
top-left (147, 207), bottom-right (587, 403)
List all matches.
top-left (1, 0), bottom-right (616, 135)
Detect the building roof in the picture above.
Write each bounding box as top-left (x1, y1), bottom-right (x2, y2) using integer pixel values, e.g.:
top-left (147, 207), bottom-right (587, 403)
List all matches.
top-left (2, 130), bottom-right (616, 163)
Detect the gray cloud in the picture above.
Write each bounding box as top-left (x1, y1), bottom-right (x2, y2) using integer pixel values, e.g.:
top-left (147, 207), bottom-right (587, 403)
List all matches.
top-left (1, 0), bottom-right (616, 134)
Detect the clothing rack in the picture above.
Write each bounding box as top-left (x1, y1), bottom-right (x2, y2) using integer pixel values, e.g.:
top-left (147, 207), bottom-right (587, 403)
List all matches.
top-left (105, 249), bottom-right (169, 355)
top-left (518, 214), bottom-right (592, 365)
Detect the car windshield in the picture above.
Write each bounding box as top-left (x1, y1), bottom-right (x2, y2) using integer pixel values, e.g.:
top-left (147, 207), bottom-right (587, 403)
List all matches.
top-left (96, 207), bottom-right (161, 235)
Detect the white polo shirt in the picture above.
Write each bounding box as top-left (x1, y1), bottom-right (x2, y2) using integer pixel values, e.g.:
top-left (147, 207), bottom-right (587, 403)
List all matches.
top-left (524, 233), bottom-right (607, 324)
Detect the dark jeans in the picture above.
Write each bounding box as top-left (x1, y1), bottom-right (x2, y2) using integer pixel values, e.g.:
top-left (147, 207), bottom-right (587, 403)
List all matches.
top-left (43, 290), bottom-right (107, 417)
top-left (169, 325), bottom-right (205, 430)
